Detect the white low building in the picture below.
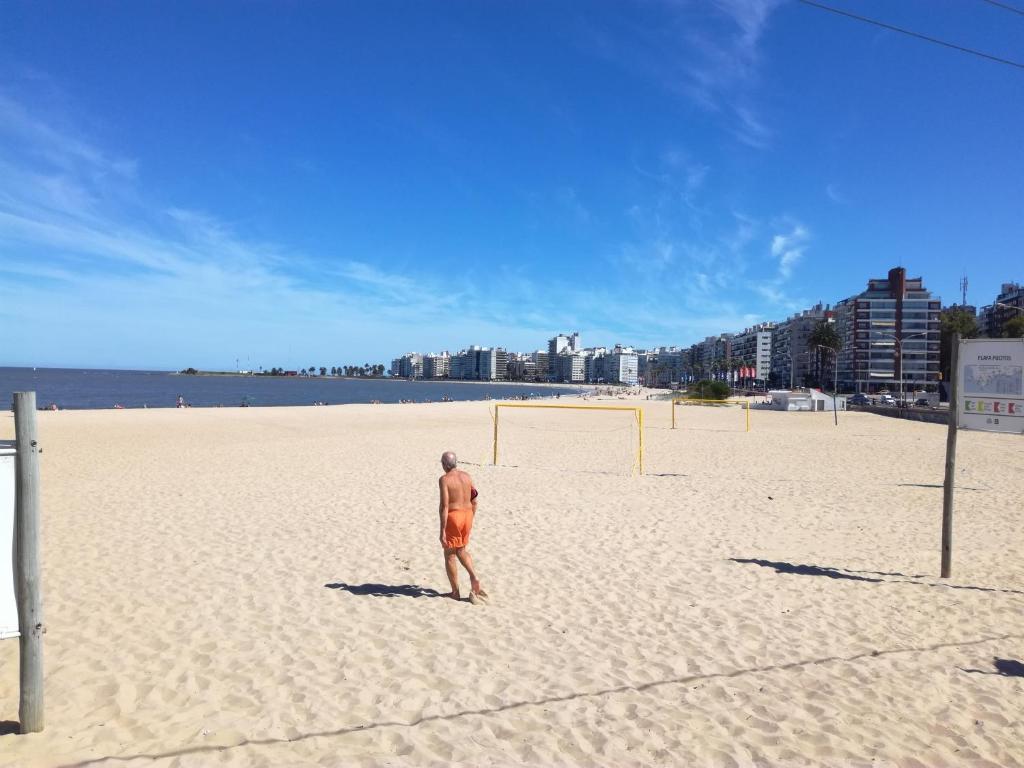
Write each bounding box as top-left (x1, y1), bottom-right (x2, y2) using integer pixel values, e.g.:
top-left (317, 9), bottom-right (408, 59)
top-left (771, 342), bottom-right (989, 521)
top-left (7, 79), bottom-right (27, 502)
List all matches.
top-left (768, 389), bottom-right (847, 412)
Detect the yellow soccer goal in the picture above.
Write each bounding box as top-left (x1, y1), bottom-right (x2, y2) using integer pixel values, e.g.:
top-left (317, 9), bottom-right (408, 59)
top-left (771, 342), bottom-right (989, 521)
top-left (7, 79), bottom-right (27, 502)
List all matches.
top-left (492, 403), bottom-right (645, 475)
top-left (671, 398), bottom-right (751, 432)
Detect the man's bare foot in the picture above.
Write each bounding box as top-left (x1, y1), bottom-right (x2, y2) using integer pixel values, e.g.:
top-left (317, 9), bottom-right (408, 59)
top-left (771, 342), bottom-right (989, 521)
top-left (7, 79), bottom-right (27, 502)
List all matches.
top-left (441, 590), bottom-right (460, 600)
top-left (470, 579), bottom-right (488, 599)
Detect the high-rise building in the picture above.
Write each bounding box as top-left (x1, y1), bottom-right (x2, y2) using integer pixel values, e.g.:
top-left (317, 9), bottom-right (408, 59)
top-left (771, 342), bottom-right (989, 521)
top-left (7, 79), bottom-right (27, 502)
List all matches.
top-left (553, 352), bottom-right (586, 383)
top-left (390, 353), bottom-right (422, 378)
top-left (769, 304), bottom-right (829, 388)
top-left (548, 332), bottom-right (581, 378)
top-left (834, 267), bottom-right (941, 393)
top-left (729, 324), bottom-right (773, 385)
top-left (422, 352), bottom-right (450, 379)
top-left (979, 282), bottom-right (1023, 337)
top-left (477, 348), bottom-right (508, 381)
top-left (604, 346), bottom-right (639, 386)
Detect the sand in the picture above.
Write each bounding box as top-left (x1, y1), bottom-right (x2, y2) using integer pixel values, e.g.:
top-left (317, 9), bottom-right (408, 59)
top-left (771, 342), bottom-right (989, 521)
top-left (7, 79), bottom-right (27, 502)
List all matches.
top-left (1, 397), bottom-right (1023, 767)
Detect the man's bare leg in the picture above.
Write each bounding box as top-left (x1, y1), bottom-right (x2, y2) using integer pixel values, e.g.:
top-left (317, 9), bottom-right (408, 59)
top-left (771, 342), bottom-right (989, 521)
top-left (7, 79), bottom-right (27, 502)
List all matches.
top-left (455, 547), bottom-right (487, 598)
top-left (443, 549), bottom-right (460, 599)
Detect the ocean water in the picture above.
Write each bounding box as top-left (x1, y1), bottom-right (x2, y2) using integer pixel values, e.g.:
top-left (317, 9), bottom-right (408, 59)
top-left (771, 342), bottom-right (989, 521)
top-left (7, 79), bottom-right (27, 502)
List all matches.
top-left (0, 368), bottom-right (580, 410)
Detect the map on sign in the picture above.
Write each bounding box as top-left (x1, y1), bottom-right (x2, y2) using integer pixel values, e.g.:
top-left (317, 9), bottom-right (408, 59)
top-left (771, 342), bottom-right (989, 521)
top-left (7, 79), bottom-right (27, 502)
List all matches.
top-left (963, 364), bottom-right (1023, 397)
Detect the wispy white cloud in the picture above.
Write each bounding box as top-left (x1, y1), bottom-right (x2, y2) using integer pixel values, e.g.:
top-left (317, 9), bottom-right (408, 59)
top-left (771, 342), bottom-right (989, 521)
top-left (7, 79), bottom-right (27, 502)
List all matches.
top-left (582, 0), bottom-right (783, 146)
top-left (771, 222), bottom-right (810, 279)
top-left (826, 182), bottom-right (846, 204)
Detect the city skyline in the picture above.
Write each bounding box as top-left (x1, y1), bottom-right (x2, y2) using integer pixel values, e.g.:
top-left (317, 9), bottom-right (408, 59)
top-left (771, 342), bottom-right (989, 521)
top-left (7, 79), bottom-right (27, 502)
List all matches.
top-left (1, 2), bottom-right (1022, 369)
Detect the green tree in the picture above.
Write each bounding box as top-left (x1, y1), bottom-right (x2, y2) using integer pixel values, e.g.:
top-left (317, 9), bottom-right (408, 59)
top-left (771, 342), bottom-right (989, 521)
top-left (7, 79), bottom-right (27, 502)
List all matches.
top-left (689, 379), bottom-right (730, 400)
top-left (319, 366), bottom-right (327, 377)
top-left (939, 308), bottom-right (980, 382)
top-left (808, 321), bottom-right (841, 390)
top-left (1003, 315), bottom-right (1024, 338)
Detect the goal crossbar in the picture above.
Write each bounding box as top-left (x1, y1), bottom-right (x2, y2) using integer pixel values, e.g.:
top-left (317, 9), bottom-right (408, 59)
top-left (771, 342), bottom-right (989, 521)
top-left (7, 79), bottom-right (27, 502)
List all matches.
top-left (492, 403), bottom-right (644, 474)
top-left (671, 398), bottom-right (750, 432)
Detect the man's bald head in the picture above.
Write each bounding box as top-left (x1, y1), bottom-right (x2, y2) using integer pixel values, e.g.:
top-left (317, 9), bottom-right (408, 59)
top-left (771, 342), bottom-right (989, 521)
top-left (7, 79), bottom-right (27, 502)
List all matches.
top-left (441, 451), bottom-right (458, 471)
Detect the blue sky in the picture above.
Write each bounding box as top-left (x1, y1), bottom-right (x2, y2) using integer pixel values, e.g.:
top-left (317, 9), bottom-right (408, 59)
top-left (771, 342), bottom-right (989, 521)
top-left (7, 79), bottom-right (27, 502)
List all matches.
top-left (1, 1), bottom-right (1021, 370)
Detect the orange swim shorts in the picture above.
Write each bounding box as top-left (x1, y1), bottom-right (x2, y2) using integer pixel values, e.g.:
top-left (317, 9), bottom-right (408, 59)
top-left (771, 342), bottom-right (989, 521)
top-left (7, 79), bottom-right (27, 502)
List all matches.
top-left (443, 508), bottom-right (473, 549)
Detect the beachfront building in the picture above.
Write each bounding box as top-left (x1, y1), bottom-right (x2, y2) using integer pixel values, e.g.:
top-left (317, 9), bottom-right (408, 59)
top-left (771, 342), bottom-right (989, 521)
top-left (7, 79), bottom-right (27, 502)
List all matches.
top-left (979, 282), bottom-right (1023, 337)
top-left (506, 353), bottom-right (541, 382)
top-left (640, 347), bottom-right (683, 388)
top-left (422, 352), bottom-right (450, 380)
top-left (584, 347), bottom-right (608, 383)
top-left (603, 346), bottom-right (639, 386)
top-left (389, 353), bottom-right (423, 379)
top-left (693, 334), bottom-right (732, 380)
top-left (729, 324), bottom-right (773, 387)
top-left (833, 267), bottom-right (941, 394)
top-left (478, 348), bottom-right (509, 381)
top-left (553, 352), bottom-right (586, 383)
top-left (547, 332), bottom-right (581, 379)
top-left (769, 303), bottom-right (830, 389)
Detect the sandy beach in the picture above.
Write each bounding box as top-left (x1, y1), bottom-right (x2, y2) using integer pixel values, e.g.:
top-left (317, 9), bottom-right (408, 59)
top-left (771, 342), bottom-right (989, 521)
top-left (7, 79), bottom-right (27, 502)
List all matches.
top-left (1, 398), bottom-right (1022, 767)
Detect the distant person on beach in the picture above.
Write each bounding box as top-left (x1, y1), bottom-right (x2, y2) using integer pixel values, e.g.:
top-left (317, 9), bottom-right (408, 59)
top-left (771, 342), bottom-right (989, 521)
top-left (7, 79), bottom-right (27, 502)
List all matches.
top-left (438, 451), bottom-right (487, 602)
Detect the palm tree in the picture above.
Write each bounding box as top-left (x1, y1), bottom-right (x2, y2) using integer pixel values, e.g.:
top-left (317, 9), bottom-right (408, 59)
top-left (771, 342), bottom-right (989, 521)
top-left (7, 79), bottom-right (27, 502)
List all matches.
top-left (807, 321), bottom-right (842, 390)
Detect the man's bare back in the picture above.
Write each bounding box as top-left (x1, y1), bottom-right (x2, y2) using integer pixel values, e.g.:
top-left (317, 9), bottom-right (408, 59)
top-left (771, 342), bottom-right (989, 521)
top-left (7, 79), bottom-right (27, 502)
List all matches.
top-left (438, 451), bottom-right (486, 603)
top-left (440, 469), bottom-right (474, 511)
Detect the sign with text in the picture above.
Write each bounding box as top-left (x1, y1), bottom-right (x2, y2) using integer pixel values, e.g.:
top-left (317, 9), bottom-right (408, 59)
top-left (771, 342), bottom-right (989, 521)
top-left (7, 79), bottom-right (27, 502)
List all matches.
top-left (957, 338), bottom-right (1024, 434)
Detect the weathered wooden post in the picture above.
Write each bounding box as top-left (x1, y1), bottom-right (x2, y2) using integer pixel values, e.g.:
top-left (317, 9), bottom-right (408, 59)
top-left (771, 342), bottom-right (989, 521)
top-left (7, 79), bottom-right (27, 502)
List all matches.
top-left (13, 391), bottom-right (44, 733)
top-left (940, 335), bottom-right (959, 579)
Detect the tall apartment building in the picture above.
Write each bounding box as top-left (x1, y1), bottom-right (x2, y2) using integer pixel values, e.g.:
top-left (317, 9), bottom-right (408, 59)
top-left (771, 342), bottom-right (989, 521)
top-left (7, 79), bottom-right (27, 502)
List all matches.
top-left (979, 282), bottom-right (1023, 337)
top-left (390, 353), bottom-right (422, 378)
top-left (729, 324), bottom-right (773, 383)
top-left (769, 304), bottom-right (829, 388)
top-left (422, 352), bottom-right (450, 379)
top-left (531, 350), bottom-right (550, 380)
top-left (640, 347), bottom-right (682, 387)
top-left (584, 348), bottom-right (608, 383)
top-left (693, 334), bottom-right (732, 379)
top-left (554, 352), bottom-right (586, 383)
top-left (478, 348), bottom-right (508, 381)
top-left (834, 267), bottom-right (941, 393)
top-left (603, 346), bottom-right (639, 386)
top-left (547, 332), bottom-right (581, 378)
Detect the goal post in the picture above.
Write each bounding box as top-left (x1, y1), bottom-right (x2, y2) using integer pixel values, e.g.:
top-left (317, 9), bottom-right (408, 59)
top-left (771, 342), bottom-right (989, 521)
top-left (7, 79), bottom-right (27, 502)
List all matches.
top-left (671, 398), bottom-right (750, 432)
top-left (492, 403), bottom-right (645, 475)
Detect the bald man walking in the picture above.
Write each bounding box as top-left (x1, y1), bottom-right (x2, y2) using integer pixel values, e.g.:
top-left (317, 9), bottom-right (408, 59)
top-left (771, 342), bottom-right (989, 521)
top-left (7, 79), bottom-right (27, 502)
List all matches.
top-left (438, 451), bottom-right (487, 602)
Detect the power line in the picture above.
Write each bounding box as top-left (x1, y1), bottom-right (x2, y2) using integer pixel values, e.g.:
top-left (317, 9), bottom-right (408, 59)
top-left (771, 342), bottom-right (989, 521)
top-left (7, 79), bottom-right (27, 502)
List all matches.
top-left (978, 0), bottom-right (1024, 17)
top-left (795, 0), bottom-right (1024, 70)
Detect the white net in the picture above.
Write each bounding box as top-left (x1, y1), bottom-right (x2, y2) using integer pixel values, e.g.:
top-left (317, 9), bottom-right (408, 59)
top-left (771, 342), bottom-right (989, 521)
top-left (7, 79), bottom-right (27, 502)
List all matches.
top-left (494, 406), bottom-right (641, 476)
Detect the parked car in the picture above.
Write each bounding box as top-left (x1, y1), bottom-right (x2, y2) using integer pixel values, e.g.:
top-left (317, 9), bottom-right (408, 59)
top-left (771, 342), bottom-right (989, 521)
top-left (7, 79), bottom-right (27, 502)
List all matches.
top-left (878, 394), bottom-right (897, 406)
top-left (915, 398), bottom-right (932, 407)
top-left (848, 393), bottom-right (870, 406)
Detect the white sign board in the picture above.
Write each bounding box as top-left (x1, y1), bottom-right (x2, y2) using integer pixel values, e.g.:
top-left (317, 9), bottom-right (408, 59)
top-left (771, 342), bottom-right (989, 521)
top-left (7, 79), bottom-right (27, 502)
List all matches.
top-left (0, 448), bottom-right (18, 639)
top-left (957, 338), bottom-right (1024, 434)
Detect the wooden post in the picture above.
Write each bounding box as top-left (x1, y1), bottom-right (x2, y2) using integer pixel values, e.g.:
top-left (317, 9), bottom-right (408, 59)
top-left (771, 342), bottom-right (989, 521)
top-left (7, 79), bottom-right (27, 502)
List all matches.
top-left (13, 391), bottom-right (44, 733)
top-left (492, 405), bottom-right (499, 465)
top-left (671, 399), bottom-right (677, 429)
top-left (940, 334), bottom-right (959, 579)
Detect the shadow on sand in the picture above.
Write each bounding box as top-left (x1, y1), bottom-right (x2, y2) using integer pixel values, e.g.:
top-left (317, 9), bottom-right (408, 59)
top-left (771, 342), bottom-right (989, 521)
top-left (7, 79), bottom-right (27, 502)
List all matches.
top-left (63, 631), bottom-right (1024, 767)
top-left (324, 582), bottom-right (442, 599)
top-left (0, 721), bottom-right (19, 736)
top-left (730, 558), bottom-right (1024, 595)
top-left (960, 658), bottom-right (1024, 678)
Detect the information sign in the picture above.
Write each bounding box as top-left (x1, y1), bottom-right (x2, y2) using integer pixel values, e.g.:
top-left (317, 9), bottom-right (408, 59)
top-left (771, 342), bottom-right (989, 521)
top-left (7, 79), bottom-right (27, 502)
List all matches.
top-left (957, 338), bottom-right (1024, 434)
